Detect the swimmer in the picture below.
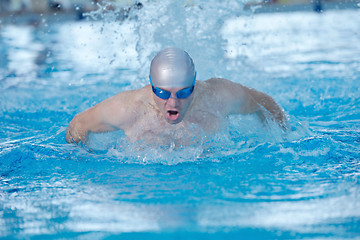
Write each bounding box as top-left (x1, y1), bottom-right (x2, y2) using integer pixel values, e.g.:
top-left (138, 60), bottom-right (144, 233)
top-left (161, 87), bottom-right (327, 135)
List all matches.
top-left (66, 47), bottom-right (287, 144)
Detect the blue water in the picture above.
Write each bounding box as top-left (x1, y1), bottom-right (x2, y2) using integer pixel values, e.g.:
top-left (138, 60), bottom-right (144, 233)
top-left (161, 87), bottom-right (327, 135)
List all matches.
top-left (1, 0), bottom-right (360, 239)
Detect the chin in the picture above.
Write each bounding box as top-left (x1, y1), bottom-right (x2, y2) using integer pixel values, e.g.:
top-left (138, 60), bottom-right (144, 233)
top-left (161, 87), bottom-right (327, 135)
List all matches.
top-left (167, 118), bottom-right (182, 124)
top-left (166, 115), bottom-right (184, 124)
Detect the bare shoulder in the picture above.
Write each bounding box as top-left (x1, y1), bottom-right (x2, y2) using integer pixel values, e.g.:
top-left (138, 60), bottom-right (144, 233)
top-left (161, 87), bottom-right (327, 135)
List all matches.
top-left (204, 78), bottom-right (246, 89)
top-left (99, 85), bottom-right (152, 129)
top-left (204, 77), bottom-right (230, 85)
top-left (198, 78), bottom-right (257, 115)
top-left (201, 78), bottom-right (249, 98)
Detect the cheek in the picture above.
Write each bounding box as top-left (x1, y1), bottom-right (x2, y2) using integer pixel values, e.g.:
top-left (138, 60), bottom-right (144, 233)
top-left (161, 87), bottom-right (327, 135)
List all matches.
top-left (181, 98), bottom-right (193, 111)
top-left (153, 96), bottom-right (166, 111)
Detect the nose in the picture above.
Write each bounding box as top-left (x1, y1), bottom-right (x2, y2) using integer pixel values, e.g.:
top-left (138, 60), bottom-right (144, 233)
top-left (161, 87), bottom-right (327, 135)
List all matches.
top-left (166, 94), bottom-right (179, 107)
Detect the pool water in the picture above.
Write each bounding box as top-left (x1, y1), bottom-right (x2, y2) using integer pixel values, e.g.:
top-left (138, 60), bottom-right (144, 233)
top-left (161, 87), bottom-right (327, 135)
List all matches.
top-left (1, 0), bottom-right (360, 238)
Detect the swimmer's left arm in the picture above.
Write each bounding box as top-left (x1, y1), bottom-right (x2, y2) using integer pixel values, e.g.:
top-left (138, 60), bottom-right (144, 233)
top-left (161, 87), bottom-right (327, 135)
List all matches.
top-left (244, 87), bottom-right (287, 128)
top-left (213, 78), bottom-right (287, 128)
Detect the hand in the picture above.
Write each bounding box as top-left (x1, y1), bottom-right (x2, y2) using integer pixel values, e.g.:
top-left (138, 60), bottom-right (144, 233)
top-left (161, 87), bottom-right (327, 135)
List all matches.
top-left (65, 125), bottom-right (84, 144)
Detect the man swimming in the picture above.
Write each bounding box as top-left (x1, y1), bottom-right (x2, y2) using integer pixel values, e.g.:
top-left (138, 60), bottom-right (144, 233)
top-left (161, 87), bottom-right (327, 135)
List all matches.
top-left (66, 47), bottom-right (286, 144)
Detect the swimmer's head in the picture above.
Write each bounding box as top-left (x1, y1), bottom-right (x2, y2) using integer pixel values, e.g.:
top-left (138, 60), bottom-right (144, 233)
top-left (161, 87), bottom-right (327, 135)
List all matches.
top-left (150, 48), bottom-right (196, 88)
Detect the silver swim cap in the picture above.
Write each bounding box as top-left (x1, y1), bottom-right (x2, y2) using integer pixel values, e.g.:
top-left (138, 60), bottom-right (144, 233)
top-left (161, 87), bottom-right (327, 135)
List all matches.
top-left (150, 48), bottom-right (196, 88)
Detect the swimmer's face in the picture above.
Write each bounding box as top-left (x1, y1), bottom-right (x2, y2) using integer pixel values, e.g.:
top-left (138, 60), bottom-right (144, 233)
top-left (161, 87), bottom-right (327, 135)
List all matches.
top-left (152, 85), bottom-right (195, 124)
top-left (149, 47), bottom-right (196, 123)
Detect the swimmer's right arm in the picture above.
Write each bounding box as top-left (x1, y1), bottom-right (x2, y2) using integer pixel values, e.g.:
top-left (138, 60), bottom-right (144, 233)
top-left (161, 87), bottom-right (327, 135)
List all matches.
top-left (65, 91), bottom-right (134, 144)
top-left (65, 104), bottom-right (117, 144)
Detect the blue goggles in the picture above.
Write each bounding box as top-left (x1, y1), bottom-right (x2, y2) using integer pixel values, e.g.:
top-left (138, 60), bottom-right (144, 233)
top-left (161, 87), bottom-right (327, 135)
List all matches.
top-left (149, 73), bottom-right (196, 100)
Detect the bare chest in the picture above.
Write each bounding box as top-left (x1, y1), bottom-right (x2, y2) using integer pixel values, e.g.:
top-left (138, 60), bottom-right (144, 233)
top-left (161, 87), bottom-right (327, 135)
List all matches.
top-left (124, 108), bottom-right (224, 146)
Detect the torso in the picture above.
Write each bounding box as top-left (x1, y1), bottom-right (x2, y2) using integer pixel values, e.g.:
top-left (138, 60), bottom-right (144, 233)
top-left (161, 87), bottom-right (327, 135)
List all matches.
top-left (122, 81), bottom-right (227, 146)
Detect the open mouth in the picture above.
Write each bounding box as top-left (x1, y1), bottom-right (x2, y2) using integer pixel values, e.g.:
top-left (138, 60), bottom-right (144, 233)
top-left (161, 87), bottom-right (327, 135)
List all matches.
top-left (167, 110), bottom-right (179, 121)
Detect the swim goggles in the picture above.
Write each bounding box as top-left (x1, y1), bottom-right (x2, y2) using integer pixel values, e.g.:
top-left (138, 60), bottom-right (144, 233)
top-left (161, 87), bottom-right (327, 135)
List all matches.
top-left (149, 72), bottom-right (196, 100)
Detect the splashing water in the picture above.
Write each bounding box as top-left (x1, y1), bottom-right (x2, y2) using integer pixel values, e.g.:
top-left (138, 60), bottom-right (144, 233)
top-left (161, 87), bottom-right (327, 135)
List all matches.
top-left (82, 0), bottom-right (244, 84)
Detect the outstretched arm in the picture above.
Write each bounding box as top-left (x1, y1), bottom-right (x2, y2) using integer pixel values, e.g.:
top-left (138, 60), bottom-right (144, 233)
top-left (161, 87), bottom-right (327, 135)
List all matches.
top-left (66, 101), bottom-right (117, 144)
top-left (65, 90), bottom-right (137, 144)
